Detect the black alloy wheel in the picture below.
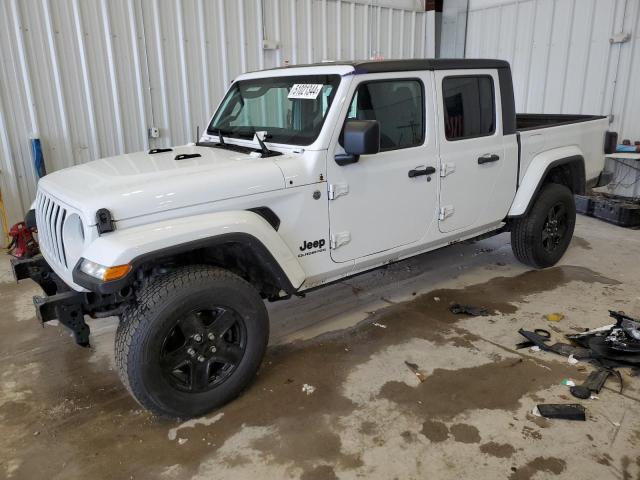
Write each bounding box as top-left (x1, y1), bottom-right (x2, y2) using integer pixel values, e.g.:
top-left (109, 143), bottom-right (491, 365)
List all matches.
top-left (541, 202), bottom-right (569, 253)
top-left (160, 307), bottom-right (247, 393)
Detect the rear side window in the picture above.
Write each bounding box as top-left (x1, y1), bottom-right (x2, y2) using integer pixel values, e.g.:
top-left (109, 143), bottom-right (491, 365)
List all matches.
top-left (442, 76), bottom-right (495, 140)
top-left (346, 80), bottom-right (424, 151)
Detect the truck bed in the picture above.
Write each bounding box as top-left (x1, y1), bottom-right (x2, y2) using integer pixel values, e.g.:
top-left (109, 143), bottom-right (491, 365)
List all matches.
top-left (516, 113), bottom-right (606, 131)
top-left (516, 114), bottom-right (609, 189)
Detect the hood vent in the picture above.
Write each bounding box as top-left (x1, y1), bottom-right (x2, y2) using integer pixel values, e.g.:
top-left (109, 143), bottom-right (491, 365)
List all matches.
top-left (175, 153), bottom-right (202, 160)
top-left (148, 148), bottom-right (173, 154)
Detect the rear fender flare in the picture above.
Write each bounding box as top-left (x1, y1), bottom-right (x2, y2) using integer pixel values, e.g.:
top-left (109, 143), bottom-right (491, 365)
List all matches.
top-left (508, 147), bottom-right (585, 217)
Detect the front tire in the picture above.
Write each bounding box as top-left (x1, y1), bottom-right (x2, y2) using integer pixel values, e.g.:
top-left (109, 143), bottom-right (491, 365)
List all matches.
top-left (115, 265), bottom-right (269, 418)
top-left (511, 183), bottom-right (576, 268)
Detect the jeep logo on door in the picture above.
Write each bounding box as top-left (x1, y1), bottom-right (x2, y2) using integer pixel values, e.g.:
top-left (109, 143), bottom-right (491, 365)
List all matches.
top-left (298, 239), bottom-right (326, 257)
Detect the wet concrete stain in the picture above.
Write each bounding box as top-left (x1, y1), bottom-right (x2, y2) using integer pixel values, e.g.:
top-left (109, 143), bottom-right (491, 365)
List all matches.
top-left (400, 430), bottom-right (418, 443)
top-left (0, 266), bottom-right (618, 479)
top-left (525, 412), bottom-right (551, 429)
top-left (420, 419), bottom-right (449, 443)
top-left (521, 426), bottom-right (542, 441)
top-left (509, 457), bottom-right (566, 480)
top-left (379, 357), bottom-right (580, 420)
top-left (300, 465), bottom-right (338, 480)
top-left (621, 456), bottom-right (632, 480)
top-left (449, 424), bottom-right (481, 444)
top-left (479, 442), bottom-right (516, 458)
top-left (595, 453), bottom-right (613, 466)
top-left (358, 420), bottom-right (377, 436)
top-left (572, 236), bottom-right (592, 250)
top-left (250, 421), bottom-right (362, 469)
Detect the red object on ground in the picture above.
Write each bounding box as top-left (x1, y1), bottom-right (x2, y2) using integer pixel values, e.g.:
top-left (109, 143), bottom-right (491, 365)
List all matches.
top-left (7, 222), bottom-right (39, 258)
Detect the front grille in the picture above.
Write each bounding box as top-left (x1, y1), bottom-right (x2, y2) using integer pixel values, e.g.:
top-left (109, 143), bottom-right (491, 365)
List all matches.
top-left (35, 190), bottom-right (68, 269)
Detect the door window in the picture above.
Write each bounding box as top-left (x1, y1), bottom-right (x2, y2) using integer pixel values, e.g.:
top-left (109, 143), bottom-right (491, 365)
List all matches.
top-left (346, 80), bottom-right (424, 151)
top-left (442, 76), bottom-right (495, 140)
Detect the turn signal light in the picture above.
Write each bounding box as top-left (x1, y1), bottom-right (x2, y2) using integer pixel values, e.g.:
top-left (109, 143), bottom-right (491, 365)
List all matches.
top-left (80, 259), bottom-right (131, 282)
top-left (103, 264), bottom-right (131, 281)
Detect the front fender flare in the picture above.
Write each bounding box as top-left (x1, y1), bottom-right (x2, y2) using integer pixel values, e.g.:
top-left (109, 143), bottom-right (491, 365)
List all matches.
top-left (508, 146), bottom-right (584, 217)
top-left (74, 211), bottom-right (306, 294)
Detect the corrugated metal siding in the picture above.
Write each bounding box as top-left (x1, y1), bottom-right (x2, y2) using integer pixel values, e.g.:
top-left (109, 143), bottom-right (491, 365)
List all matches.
top-left (465, 0), bottom-right (640, 143)
top-left (0, 0), bottom-right (434, 228)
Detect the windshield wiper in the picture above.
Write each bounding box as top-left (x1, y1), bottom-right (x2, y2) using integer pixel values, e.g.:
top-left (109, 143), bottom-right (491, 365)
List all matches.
top-left (197, 128), bottom-right (231, 148)
top-left (199, 128), bottom-right (279, 157)
top-left (253, 129), bottom-right (272, 157)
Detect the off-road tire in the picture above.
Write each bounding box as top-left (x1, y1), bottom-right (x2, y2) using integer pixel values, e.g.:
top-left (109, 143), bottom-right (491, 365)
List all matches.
top-left (511, 183), bottom-right (576, 268)
top-left (115, 265), bottom-right (269, 418)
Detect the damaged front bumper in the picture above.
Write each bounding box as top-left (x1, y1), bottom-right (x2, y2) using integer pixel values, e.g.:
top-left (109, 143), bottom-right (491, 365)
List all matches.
top-left (11, 255), bottom-right (132, 346)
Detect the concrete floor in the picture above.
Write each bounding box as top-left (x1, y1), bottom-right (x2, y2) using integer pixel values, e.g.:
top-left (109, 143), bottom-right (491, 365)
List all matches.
top-left (1, 215), bottom-right (640, 480)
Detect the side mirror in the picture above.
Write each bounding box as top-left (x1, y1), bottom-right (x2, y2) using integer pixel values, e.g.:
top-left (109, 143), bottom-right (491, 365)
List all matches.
top-left (335, 120), bottom-right (380, 166)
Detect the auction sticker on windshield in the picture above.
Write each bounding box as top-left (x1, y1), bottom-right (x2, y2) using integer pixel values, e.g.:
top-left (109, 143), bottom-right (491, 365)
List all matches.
top-left (288, 84), bottom-right (323, 100)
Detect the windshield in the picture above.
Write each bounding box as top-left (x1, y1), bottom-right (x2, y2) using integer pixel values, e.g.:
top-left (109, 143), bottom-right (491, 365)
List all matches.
top-left (208, 75), bottom-right (341, 146)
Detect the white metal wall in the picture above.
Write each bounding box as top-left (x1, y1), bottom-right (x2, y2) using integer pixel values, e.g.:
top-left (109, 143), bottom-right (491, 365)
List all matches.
top-left (0, 0), bottom-right (435, 229)
top-left (465, 0), bottom-right (640, 142)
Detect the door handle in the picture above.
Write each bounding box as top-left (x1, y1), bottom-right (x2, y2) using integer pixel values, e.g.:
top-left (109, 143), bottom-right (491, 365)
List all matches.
top-left (408, 166), bottom-right (436, 178)
top-left (478, 154), bottom-right (500, 164)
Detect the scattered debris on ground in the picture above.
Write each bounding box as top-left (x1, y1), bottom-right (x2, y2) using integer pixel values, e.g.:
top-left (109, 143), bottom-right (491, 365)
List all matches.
top-left (372, 322), bottom-right (387, 329)
top-left (520, 310), bottom-right (640, 368)
top-left (404, 361), bottom-right (427, 383)
top-left (449, 303), bottom-right (489, 316)
top-left (302, 383), bottom-right (316, 395)
top-left (569, 369), bottom-right (615, 399)
top-left (515, 329), bottom-right (551, 350)
top-left (517, 309), bottom-right (639, 423)
top-left (536, 404), bottom-right (586, 421)
top-left (544, 313), bottom-right (565, 322)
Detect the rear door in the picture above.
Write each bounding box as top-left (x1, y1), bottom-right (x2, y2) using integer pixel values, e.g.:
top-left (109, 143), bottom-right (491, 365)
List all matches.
top-left (326, 72), bottom-right (439, 262)
top-left (435, 70), bottom-right (510, 233)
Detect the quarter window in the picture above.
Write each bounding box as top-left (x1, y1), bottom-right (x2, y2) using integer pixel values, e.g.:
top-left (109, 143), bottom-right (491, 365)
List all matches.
top-left (346, 80), bottom-right (424, 151)
top-left (442, 76), bottom-right (495, 140)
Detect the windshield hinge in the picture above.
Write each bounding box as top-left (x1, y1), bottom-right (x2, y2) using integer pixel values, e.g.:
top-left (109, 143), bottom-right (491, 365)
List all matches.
top-left (440, 162), bottom-right (456, 178)
top-left (439, 205), bottom-right (455, 221)
top-left (330, 231), bottom-right (351, 249)
top-left (328, 183), bottom-right (349, 200)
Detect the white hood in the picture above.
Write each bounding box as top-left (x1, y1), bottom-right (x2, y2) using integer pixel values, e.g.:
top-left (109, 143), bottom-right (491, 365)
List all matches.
top-left (38, 145), bottom-right (285, 225)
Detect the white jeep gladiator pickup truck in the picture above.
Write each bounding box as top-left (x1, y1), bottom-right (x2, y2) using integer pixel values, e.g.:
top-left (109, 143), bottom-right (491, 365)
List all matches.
top-left (12, 59), bottom-right (615, 418)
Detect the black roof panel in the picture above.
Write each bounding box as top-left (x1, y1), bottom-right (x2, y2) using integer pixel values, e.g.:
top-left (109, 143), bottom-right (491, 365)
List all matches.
top-left (266, 58), bottom-right (511, 74)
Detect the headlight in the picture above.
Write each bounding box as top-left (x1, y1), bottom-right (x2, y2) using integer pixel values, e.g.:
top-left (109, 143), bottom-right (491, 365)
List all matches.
top-left (79, 259), bottom-right (131, 281)
top-left (62, 213), bottom-right (85, 261)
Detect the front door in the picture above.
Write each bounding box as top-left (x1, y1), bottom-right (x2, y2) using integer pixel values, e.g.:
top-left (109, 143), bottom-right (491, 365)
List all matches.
top-left (435, 70), bottom-right (507, 233)
top-left (326, 72), bottom-right (439, 263)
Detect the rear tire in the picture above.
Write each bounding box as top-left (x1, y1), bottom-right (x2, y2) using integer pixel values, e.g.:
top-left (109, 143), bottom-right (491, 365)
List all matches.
top-left (115, 265), bottom-right (268, 418)
top-left (511, 183), bottom-right (576, 268)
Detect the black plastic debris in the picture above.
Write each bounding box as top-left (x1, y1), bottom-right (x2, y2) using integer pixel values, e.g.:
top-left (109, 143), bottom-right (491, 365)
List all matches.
top-left (517, 309), bottom-right (639, 404)
top-left (570, 369), bottom-right (612, 399)
top-left (517, 328), bottom-right (591, 359)
top-left (516, 328), bottom-right (551, 350)
top-left (537, 404), bottom-right (586, 421)
top-left (566, 311), bottom-right (640, 366)
top-left (517, 310), bottom-right (640, 368)
top-left (449, 303), bottom-right (489, 316)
